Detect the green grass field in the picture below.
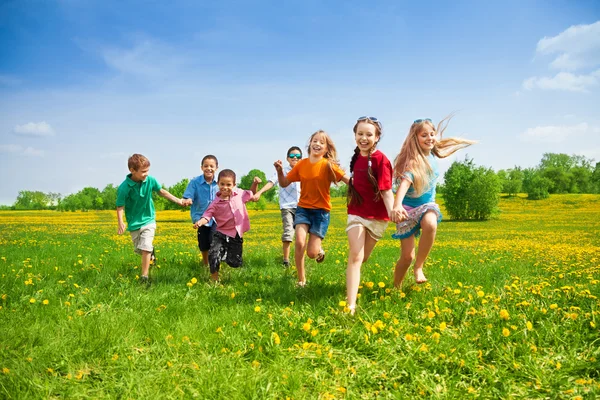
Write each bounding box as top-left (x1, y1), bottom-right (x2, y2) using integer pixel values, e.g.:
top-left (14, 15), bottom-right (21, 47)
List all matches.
top-left (1, 195), bottom-right (599, 399)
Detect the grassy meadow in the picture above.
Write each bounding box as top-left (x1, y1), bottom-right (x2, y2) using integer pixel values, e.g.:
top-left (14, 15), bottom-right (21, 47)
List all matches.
top-left (0, 195), bottom-right (599, 399)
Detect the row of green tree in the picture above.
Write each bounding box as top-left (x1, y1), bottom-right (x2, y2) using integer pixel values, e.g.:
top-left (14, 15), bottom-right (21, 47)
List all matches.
top-left (5, 153), bottom-right (600, 220)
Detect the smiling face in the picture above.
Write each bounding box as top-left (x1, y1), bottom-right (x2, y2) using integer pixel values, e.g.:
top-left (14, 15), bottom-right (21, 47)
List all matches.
top-left (354, 121), bottom-right (379, 156)
top-left (201, 158), bottom-right (218, 182)
top-left (129, 166), bottom-right (150, 182)
top-left (417, 123), bottom-right (437, 154)
top-left (309, 133), bottom-right (328, 158)
top-left (287, 150), bottom-right (302, 167)
top-left (217, 176), bottom-right (235, 199)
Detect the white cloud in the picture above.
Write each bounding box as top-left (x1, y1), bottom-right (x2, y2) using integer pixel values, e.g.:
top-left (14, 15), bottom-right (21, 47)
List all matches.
top-left (522, 69), bottom-right (600, 92)
top-left (520, 122), bottom-right (590, 143)
top-left (536, 21), bottom-right (600, 71)
top-left (13, 121), bottom-right (55, 137)
top-left (101, 39), bottom-right (187, 79)
top-left (0, 144), bottom-right (44, 156)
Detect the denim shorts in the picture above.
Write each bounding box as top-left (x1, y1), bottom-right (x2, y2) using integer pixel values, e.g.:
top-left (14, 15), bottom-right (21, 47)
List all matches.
top-left (294, 206), bottom-right (330, 239)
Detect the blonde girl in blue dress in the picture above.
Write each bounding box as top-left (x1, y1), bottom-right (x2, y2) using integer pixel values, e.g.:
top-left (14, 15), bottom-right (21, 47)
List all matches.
top-left (391, 116), bottom-right (475, 287)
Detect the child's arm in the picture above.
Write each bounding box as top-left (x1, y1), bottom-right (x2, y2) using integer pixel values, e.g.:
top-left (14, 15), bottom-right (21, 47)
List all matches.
top-left (193, 217), bottom-right (209, 229)
top-left (250, 176), bottom-right (262, 194)
top-left (340, 174), bottom-right (350, 185)
top-left (274, 160), bottom-right (291, 188)
top-left (255, 181), bottom-right (274, 197)
top-left (158, 188), bottom-right (185, 206)
top-left (391, 179), bottom-right (411, 222)
top-left (116, 206), bottom-right (126, 234)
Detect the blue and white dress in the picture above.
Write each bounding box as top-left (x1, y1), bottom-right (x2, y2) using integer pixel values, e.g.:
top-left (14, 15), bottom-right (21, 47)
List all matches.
top-left (392, 154), bottom-right (443, 239)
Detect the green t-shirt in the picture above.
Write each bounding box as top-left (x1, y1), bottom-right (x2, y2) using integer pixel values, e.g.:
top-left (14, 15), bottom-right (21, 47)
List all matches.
top-left (116, 174), bottom-right (162, 231)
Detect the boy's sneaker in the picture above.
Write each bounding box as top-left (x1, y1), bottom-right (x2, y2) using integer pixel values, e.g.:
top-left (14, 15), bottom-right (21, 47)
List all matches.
top-left (316, 249), bottom-right (325, 263)
top-left (283, 260), bottom-right (290, 268)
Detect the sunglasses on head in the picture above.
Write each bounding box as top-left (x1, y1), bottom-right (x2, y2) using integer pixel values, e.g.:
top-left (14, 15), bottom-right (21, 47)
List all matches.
top-left (357, 116), bottom-right (383, 130)
top-left (288, 153), bottom-right (302, 159)
top-left (414, 118), bottom-right (432, 124)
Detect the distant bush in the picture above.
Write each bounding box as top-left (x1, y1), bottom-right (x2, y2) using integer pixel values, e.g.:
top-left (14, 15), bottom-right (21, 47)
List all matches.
top-left (442, 158), bottom-right (501, 220)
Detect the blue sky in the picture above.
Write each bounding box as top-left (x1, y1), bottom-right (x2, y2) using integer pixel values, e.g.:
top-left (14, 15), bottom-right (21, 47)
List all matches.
top-left (1, 0), bottom-right (599, 205)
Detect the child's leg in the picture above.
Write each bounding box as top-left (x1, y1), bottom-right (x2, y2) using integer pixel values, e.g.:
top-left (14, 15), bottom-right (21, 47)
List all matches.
top-left (413, 211), bottom-right (438, 283)
top-left (346, 225), bottom-right (367, 312)
top-left (306, 235), bottom-right (323, 259)
top-left (281, 209), bottom-right (295, 263)
top-left (294, 224), bottom-right (309, 284)
top-left (140, 250), bottom-right (152, 278)
top-left (282, 241), bottom-right (292, 262)
top-left (225, 235), bottom-right (244, 269)
top-left (208, 233), bottom-right (226, 281)
top-left (394, 237), bottom-right (415, 288)
top-left (198, 226), bottom-right (213, 267)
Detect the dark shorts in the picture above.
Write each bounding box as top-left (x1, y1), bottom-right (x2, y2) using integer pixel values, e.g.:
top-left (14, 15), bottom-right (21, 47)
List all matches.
top-left (197, 225), bottom-right (215, 252)
top-left (294, 206), bottom-right (330, 239)
top-left (208, 231), bottom-right (243, 274)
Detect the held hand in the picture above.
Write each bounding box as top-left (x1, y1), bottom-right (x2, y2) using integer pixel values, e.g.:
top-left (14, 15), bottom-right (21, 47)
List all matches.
top-left (193, 220), bottom-right (201, 229)
top-left (181, 198), bottom-right (193, 207)
top-left (118, 222), bottom-right (125, 235)
top-left (274, 160), bottom-right (283, 171)
top-left (252, 193), bottom-right (261, 202)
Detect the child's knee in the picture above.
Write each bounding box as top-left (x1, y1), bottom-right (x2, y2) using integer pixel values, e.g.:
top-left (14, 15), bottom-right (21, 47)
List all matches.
top-left (307, 249), bottom-right (319, 259)
top-left (400, 252), bottom-right (414, 264)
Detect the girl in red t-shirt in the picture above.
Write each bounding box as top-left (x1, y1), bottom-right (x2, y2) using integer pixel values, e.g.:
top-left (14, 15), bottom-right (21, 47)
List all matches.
top-left (345, 117), bottom-right (406, 314)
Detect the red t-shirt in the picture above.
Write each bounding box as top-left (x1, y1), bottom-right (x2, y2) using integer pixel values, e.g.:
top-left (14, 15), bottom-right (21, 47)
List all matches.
top-left (347, 150), bottom-right (393, 220)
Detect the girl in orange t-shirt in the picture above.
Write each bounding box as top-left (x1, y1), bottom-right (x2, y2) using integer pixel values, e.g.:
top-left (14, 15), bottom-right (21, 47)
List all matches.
top-left (274, 130), bottom-right (349, 287)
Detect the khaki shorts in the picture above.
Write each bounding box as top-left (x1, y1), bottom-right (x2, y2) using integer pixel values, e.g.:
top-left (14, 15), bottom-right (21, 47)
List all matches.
top-left (280, 208), bottom-right (296, 242)
top-left (130, 222), bottom-right (156, 254)
top-left (346, 215), bottom-right (388, 241)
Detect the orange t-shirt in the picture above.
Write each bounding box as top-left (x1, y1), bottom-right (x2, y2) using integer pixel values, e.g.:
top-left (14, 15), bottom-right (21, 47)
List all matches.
top-left (286, 158), bottom-right (345, 211)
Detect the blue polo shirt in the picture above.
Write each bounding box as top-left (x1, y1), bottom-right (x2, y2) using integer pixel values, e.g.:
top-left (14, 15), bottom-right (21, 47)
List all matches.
top-left (402, 154), bottom-right (439, 208)
top-left (183, 175), bottom-right (218, 225)
top-left (116, 174), bottom-right (162, 231)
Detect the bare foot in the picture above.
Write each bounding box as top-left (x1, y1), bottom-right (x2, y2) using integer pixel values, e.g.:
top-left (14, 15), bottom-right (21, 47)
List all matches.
top-left (414, 268), bottom-right (427, 284)
top-left (348, 304), bottom-right (356, 316)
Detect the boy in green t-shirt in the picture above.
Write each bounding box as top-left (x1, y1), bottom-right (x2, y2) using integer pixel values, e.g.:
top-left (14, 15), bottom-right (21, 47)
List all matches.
top-left (116, 154), bottom-right (189, 286)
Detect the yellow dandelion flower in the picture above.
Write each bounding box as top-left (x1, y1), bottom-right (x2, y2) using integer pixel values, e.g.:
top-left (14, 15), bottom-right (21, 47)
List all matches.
top-left (439, 322), bottom-right (447, 331)
top-left (29, 298), bottom-right (36, 304)
top-left (591, 321), bottom-right (596, 328)
top-left (477, 290), bottom-right (485, 297)
top-left (526, 321), bottom-right (533, 330)
top-left (191, 277), bottom-right (197, 284)
top-left (42, 299), bottom-right (49, 305)
top-left (273, 332), bottom-right (281, 345)
top-left (378, 282), bottom-right (385, 288)
top-left (254, 306), bottom-right (261, 312)
top-left (338, 300), bottom-right (346, 307)
top-left (405, 334), bottom-right (413, 341)
top-left (427, 311), bottom-right (435, 319)
top-left (432, 332), bottom-right (440, 340)
top-left (2, 368), bottom-right (9, 374)
top-left (555, 362), bottom-right (561, 370)
top-left (502, 327), bottom-right (510, 337)
top-left (499, 309), bottom-right (510, 320)
top-left (549, 304), bottom-right (558, 309)
top-left (230, 292), bottom-right (235, 299)
top-left (311, 329), bottom-right (319, 337)
top-left (302, 322), bottom-right (311, 332)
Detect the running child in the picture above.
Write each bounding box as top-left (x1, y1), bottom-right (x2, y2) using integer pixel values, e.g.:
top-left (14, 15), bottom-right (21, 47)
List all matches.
top-left (256, 146), bottom-right (302, 268)
top-left (391, 116), bottom-right (475, 287)
top-left (274, 130), bottom-right (349, 287)
top-left (345, 116), bottom-right (404, 314)
top-left (193, 169), bottom-right (261, 282)
top-left (182, 155), bottom-right (219, 267)
top-left (116, 154), bottom-right (188, 287)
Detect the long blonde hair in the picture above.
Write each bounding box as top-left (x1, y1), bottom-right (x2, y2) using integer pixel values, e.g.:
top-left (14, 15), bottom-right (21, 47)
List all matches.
top-left (393, 115), bottom-right (476, 196)
top-left (307, 130), bottom-right (342, 182)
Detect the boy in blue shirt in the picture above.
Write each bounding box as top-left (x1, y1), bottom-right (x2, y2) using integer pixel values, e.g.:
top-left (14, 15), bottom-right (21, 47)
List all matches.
top-left (182, 155), bottom-right (219, 267)
top-left (116, 154), bottom-right (188, 286)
